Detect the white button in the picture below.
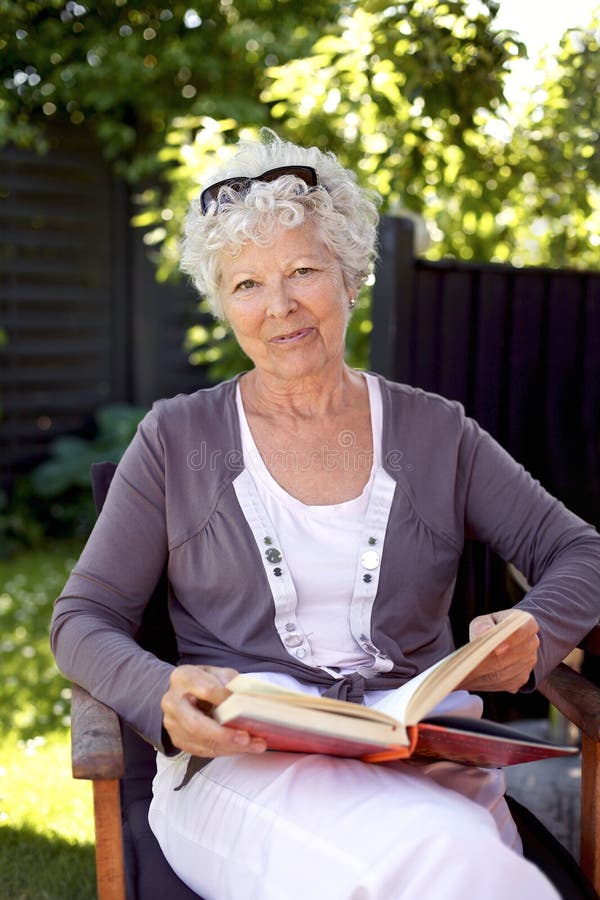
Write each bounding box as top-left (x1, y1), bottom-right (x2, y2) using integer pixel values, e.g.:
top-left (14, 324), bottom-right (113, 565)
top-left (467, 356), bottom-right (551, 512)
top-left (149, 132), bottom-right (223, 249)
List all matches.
top-left (296, 648), bottom-right (306, 659)
top-left (361, 550), bottom-right (380, 570)
top-left (284, 634), bottom-right (303, 648)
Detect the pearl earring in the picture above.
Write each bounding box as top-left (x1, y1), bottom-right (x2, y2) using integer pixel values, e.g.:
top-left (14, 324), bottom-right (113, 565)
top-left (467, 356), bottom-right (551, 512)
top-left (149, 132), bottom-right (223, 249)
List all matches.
top-left (349, 297), bottom-right (356, 309)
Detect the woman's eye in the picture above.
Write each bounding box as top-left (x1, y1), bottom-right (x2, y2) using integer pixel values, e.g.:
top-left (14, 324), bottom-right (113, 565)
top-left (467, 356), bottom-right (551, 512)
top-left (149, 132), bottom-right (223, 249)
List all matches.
top-left (235, 279), bottom-right (257, 291)
top-left (294, 267), bottom-right (313, 276)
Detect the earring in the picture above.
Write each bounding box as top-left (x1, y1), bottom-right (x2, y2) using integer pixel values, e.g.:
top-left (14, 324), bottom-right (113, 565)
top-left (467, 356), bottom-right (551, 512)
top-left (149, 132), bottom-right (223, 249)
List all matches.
top-left (349, 297), bottom-right (356, 309)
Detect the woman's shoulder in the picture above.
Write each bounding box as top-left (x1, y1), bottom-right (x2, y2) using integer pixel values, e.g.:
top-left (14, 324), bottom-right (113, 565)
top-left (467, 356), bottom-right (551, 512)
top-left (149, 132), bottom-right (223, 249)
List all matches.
top-left (154, 377), bottom-right (237, 412)
top-left (369, 372), bottom-right (466, 428)
top-left (149, 377), bottom-right (239, 430)
top-left (130, 378), bottom-right (242, 468)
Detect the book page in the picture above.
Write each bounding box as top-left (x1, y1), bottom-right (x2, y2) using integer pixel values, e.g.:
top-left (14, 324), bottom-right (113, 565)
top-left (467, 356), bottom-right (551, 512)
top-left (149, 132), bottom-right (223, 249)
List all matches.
top-left (216, 693), bottom-right (408, 747)
top-left (400, 609), bottom-right (532, 724)
top-left (226, 675), bottom-right (398, 726)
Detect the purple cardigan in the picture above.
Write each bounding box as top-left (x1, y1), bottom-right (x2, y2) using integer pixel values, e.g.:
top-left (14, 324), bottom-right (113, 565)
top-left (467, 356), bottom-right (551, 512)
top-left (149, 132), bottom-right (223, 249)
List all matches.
top-left (50, 375), bottom-right (600, 751)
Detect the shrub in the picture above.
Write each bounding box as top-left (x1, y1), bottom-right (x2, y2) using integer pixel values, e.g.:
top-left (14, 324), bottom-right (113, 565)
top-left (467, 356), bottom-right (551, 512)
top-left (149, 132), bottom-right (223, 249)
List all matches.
top-left (1, 404), bottom-right (147, 555)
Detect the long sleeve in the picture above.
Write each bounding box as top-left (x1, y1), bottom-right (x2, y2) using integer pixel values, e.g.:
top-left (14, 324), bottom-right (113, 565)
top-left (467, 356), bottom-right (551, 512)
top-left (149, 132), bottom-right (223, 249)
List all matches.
top-left (459, 416), bottom-right (600, 685)
top-left (50, 408), bottom-right (173, 751)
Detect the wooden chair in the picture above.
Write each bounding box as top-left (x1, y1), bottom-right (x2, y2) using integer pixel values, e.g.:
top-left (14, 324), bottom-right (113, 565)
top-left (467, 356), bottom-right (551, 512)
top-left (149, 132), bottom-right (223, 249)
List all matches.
top-left (70, 462), bottom-right (600, 899)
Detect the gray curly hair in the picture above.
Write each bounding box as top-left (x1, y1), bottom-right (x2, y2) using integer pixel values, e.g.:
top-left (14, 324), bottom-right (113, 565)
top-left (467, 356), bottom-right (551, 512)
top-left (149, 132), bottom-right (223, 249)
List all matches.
top-left (179, 132), bottom-right (380, 319)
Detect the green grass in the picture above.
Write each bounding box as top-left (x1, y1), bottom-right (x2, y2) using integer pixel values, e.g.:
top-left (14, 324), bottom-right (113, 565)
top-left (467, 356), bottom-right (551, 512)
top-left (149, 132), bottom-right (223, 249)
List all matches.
top-left (0, 540), bottom-right (96, 899)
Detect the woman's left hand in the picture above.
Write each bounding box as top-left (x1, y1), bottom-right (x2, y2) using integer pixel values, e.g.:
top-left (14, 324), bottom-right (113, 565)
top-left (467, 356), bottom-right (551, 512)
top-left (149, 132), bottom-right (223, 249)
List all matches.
top-left (457, 609), bottom-right (540, 693)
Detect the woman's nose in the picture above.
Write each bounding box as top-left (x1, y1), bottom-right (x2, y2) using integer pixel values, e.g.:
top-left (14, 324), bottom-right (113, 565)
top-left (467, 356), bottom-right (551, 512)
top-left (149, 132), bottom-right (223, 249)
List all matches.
top-left (266, 281), bottom-right (298, 317)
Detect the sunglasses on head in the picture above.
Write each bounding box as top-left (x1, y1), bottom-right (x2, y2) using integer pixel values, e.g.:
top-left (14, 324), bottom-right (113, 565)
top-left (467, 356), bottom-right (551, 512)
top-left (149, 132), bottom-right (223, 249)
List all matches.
top-left (199, 165), bottom-right (319, 215)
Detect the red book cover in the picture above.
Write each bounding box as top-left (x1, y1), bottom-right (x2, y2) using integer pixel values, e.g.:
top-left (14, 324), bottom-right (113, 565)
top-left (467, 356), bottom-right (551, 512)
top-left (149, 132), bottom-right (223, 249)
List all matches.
top-left (223, 713), bottom-right (414, 760)
top-left (412, 716), bottom-right (579, 768)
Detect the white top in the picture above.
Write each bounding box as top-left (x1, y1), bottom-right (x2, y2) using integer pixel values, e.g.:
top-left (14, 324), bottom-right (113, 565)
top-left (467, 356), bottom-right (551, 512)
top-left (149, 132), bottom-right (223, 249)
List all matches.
top-left (236, 373), bottom-right (384, 671)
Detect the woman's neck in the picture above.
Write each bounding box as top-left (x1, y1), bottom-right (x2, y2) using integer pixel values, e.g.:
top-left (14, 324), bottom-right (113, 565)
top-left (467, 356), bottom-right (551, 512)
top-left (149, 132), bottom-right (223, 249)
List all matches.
top-left (240, 364), bottom-right (363, 421)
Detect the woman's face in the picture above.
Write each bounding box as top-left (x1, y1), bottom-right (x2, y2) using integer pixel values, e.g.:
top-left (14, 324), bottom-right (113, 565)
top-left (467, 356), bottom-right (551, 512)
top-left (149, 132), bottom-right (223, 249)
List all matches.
top-left (219, 221), bottom-right (353, 382)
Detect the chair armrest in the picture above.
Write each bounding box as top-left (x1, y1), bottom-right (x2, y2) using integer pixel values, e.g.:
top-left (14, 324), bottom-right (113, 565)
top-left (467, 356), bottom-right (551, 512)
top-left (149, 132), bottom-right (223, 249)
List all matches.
top-left (506, 563), bottom-right (530, 597)
top-left (538, 663), bottom-right (600, 743)
top-left (71, 684), bottom-right (125, 780)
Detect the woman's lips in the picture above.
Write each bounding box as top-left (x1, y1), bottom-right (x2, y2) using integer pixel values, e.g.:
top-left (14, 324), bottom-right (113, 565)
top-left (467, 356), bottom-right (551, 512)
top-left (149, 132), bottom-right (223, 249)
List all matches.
top-left (270, 327), bottom-right (314, 344)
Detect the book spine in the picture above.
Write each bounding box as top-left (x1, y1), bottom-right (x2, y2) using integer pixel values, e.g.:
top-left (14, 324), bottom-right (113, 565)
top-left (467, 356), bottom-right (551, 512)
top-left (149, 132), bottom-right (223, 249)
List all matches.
top-left (361, 725), bottom-right (418, 762)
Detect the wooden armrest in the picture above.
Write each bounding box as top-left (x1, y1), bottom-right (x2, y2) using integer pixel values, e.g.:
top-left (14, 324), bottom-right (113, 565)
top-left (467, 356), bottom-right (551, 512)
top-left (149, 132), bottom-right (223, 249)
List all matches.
top-left (506, 563), bottom-right (530, 597)
top-left (71, 684), bottom-right (125, 780)
top-left (71, 684), bottom-right (127, 899)
top-left (538, 663), bottom-right (600, 742)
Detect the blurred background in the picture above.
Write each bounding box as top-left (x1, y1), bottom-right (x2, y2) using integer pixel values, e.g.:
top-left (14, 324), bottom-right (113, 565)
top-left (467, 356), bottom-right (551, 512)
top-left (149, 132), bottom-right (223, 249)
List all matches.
top-left (0, 2), bottom-right (598, 896)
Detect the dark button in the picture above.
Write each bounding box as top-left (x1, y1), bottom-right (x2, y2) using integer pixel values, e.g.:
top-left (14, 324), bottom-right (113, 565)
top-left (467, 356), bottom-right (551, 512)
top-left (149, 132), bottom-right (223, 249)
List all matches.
top-left (368, 536), bottom-right (377, 545)
top-left (264, 536), bottom-right (273, 545)
top-left (273, 567), bottom-right (282, 576)
top-left (363, 574), bottom-right (372, 583)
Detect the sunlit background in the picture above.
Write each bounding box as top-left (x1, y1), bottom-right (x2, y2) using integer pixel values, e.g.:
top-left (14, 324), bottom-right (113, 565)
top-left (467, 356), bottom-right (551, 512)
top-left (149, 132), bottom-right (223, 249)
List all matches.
top-left (496, 0), bottom-right (598, 98)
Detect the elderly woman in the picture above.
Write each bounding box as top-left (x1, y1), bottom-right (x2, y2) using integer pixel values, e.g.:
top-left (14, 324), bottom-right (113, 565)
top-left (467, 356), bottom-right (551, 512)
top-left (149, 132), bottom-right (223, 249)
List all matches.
top-left (51, 134), bottom-right (600, 900)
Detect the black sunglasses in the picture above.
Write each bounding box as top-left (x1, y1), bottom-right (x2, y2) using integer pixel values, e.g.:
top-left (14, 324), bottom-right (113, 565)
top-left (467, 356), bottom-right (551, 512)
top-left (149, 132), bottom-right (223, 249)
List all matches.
top-left (199, 165), bottom-right (319, 214)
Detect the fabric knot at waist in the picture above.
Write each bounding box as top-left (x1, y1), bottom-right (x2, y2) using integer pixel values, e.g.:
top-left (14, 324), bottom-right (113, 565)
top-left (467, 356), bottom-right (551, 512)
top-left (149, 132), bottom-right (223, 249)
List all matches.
top-left (322, 671), bottom-right (366, 704)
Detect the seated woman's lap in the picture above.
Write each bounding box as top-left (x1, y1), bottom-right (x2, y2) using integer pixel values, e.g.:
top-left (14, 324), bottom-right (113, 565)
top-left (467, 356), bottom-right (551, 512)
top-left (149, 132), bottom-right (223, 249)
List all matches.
top-left (149, 748), bottom-right (559, 900)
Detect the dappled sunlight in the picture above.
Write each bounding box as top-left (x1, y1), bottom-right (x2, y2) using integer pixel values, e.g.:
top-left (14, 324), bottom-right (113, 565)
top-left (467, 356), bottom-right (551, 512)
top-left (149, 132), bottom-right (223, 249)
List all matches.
top-left (0, 542), bottom-right (95, 898)
top-left (0, 731), bottom-right (94, 843)
top-left (0, 540), bottom-right (83, 739)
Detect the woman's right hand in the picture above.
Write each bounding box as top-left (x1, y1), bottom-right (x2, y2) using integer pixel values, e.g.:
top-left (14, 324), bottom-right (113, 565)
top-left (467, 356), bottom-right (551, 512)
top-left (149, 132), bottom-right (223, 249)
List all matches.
top-left (161, 664), bottom-right (268, 758)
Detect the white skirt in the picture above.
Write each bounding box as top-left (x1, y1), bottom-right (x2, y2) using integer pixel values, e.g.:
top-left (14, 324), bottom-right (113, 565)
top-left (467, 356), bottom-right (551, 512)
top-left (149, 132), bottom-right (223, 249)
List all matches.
top-left (149, 678), bottom-right (560, 900)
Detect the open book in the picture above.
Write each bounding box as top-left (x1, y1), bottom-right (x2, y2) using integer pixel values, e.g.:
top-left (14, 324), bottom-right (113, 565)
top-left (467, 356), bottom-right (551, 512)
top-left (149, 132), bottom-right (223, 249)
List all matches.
top-left (214, 611), bottom-right (578, 766)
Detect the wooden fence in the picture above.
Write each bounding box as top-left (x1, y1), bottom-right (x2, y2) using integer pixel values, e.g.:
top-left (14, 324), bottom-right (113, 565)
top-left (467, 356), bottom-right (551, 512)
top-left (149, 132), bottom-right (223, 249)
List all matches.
top-left (371, 215), bottom-right (600, 531)
top-left (0, 138), bottom-right (205, 486)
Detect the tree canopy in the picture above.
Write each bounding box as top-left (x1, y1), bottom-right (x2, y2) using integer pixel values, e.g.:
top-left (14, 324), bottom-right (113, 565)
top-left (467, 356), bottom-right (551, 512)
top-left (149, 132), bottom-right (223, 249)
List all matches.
top-left (2, 0), bottom-right (599, 378)
top-left (503, 14), bottom-right (600, 269)
top-left (0, 0), bottom-right (340, 178)
top-left (263, 0), bottom-right (526, 263)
